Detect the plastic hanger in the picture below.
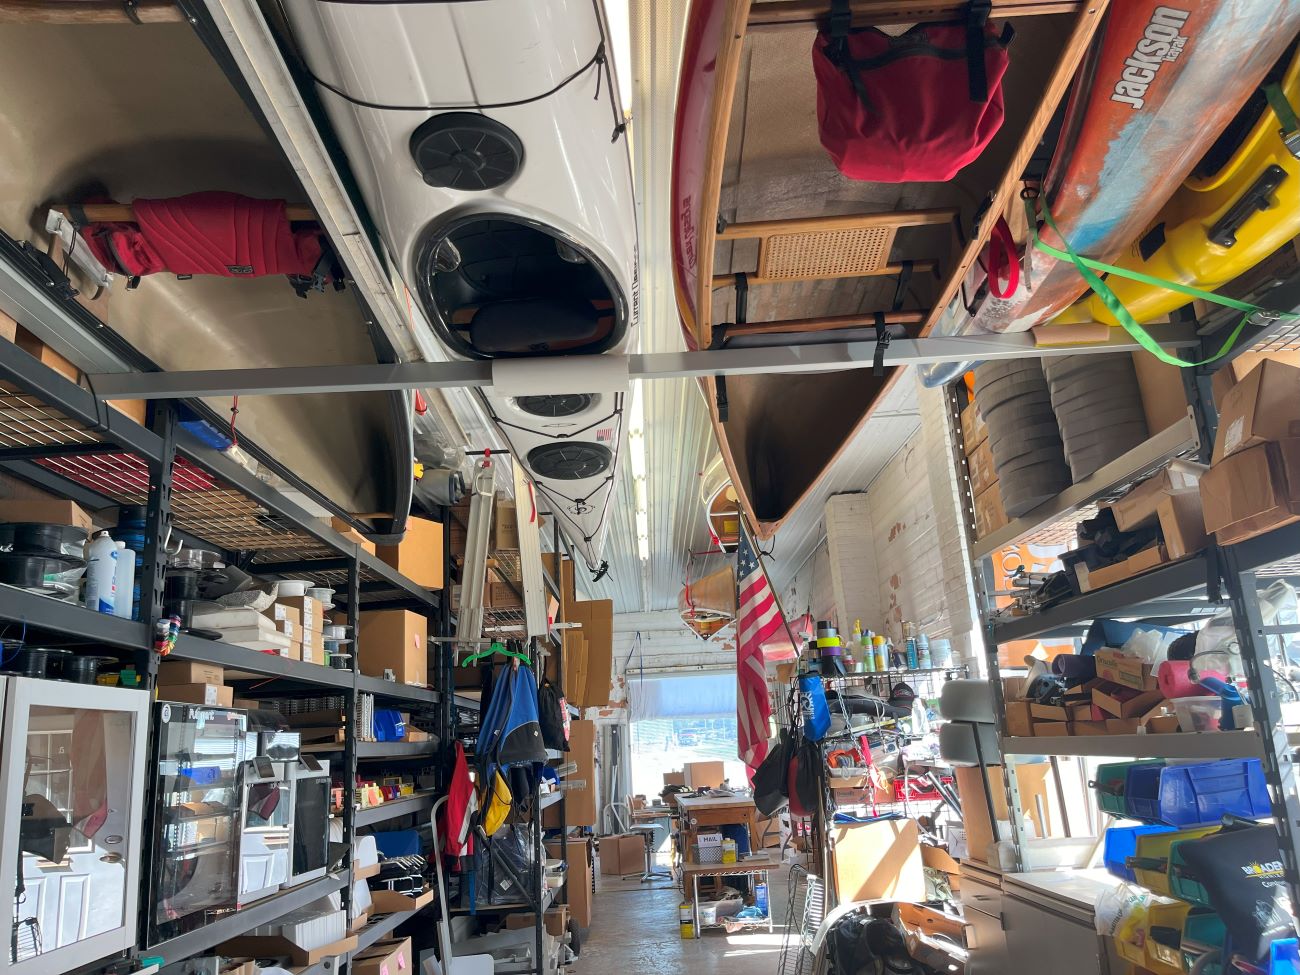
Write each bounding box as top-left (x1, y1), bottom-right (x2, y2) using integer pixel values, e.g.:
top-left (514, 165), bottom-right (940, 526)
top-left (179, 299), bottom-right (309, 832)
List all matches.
top-left (461, 638), bottom-right (531, 667)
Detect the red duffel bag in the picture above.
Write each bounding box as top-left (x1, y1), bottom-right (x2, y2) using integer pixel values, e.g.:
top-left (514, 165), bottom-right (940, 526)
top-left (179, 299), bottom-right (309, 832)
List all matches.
top-left (813, 0), bottom-right (1012, 183)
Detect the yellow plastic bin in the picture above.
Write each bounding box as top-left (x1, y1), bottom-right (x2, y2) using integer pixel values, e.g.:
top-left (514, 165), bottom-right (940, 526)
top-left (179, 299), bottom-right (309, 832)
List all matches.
top-left (1127, 826), bottom-right (1219, 896)
top-left (1145, 900), bottom-right (1194, 974)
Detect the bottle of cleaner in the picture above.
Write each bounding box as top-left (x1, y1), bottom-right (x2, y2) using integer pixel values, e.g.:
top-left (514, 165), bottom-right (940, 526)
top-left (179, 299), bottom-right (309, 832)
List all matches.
top-left (83, 530), bottom-right (118, 614)
top-left (112, 540), bottom-right (135, 619)
top-left (918, 633), bottom-right (932, 669)
top-left (862, 628), bottom-right (876, 672)
top-left (873, 635), bottom-right (888, 672)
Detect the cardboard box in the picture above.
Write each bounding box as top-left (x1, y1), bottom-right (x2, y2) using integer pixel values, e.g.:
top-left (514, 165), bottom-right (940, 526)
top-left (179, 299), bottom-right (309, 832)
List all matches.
top-left (494, 502), bottom-right (520, 551)
top-left (684, 761), bottom-right (726, 789)
top-left (328, 516), bottom-right (376, 556)
top-left (358, 610), bottom-right (427, 686)
top-left (0, 498), bottom-right (94, 533)
top-left (1072, 720), bottom-right (1109, 736)
top-left (1094, 648), bottom-right (1157, 691)
top-left (487, 579), bottom-right (523, 609)
top-left (1157, 490), bottom-right (1208, 560)
top-left (961, 401), bottom-right (989, 453)
top-left (504, 907), bottom-right (570, 938)
top-left (1029, 702), bottom-right (1069, 721)
top-left (376, 515), bottom-right (444, 590)
top-left (599, 833), bottom-right (645, 876)
top-left (159, 683), bottom-right (234, 707)
top-left (973, 482), bottom-right (1008, 539)
top-left (967, 438), bottom-right (997, 496)
top-left (157, 660), bottom-right (224, 686)
top-left (830, 819), bottom-right (924, 903)
top-left (663, 771), bottom-right (686, 788)
top-left (1092, 685), bottom-right (1164, 719)
top-left (352, 937), bottom-right (411, 975)
top-left (1111, 460), bottom-right (1207, 531)
top-left (1210, 349), bottom-right (1300, 409)
top-left (369, 889), bottom-right (433, 915)
top-left (1004, 700), bottom-right (1034, 738)
top-left (0, 310), bottom-right (16, 343)
top-left (954, 764), bottom-right (1051, 864)
top-left (1212, 358), bottom-right (1300, 462)
top-left (276, 597), bottom-right (322, 633)
top-left (1201, 438), bottom-right (1300, 543)
top-left (301, 626), bottom-right (326, 665)
top-left (546, 838), bottom-right (592, 927)
top-left (544, 719), bottom-right (596, 828)
top-left (1132, 351), bottom-right (1190, 434)
top-left (1147, 713), bottom-right (1181, 734)
top-left (218, 936), bottom-right (357, 968)
top-left (1077, 545), bottom-right (1167, 592)
top-left (264, 603), bottom-right (302, 630)
top-left (578, 599), bottom-right (614, 707)
top-left (15, 325), bottom-right (77, 379)
top-left (1033, 721), bottom-right (1071, 737)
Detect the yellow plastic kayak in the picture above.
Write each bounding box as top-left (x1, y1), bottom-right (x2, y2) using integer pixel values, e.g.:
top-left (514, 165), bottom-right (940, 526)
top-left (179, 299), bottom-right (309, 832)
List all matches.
top-left (1055, 45), bottom-right (1300, 327)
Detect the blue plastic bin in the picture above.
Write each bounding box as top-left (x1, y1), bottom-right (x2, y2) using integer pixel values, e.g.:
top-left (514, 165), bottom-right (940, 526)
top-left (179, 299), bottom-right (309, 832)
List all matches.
top-left (1271, 938), bottom-right (1299, 975)
top-left (1102, 824), bottom-right (1176, 882)
top-left (1127, 759), bottom-right (1271, 827)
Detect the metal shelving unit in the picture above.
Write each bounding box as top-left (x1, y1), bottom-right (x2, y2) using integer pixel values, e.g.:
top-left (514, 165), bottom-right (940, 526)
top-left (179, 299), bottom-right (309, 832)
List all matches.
top-left (948, 303), bottom-right (1300, 915)
top-left (355, 791), bottom-right (437, 828)
top-left (0, 309), bottom-right (446, 972)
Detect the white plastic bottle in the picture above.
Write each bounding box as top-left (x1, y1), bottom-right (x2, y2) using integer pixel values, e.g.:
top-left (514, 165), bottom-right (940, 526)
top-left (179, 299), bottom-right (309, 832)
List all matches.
top-left (83, 530), bottom-right (118, 614)
top-left (112, 540), bottom-right (135, 619)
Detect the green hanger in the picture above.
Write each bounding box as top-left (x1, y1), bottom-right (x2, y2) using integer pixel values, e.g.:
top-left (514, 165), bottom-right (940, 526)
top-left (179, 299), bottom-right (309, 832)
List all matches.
top-left (461, 639), bottom-right (531, 667)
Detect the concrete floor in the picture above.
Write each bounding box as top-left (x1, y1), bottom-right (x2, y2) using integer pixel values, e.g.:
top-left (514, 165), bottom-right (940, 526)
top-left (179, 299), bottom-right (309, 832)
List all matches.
top-left (573, 867), bottom-right (795, 975)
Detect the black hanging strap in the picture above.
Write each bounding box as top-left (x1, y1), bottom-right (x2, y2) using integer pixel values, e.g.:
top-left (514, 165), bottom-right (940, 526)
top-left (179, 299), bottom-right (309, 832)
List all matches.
top-left (891, 259), bottom-right (913, 312)
top-left (965, 0), bottom-right (992, 102)
top-left (873, 312), bottom-right (890, 377)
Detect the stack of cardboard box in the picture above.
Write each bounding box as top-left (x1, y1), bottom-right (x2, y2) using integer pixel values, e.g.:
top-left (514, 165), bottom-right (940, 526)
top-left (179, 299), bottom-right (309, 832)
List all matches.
top-left (1001, 658), bottom-right (1183, 739)
top-left (266, 594), bottom-right (326, 664)
top-left (1200, 357), bottom-right (1300, 545)
top-left (961, 400), bottom-right (1009, 539)
top-left (156, 659), bottom-right (232, 706)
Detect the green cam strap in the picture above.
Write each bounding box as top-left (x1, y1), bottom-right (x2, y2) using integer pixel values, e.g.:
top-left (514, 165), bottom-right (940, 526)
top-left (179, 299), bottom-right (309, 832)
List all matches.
top-left (1024, 194), bottom-right (1300, 368)
top-left (1263, 81), bottom-right (1300, 140)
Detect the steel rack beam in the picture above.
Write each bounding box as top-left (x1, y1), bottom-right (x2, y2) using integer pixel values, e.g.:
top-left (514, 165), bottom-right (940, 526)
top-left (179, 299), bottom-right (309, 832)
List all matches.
top-left (970, 414), bottom-right (1202, 559)
top-left (147, 873), bottom-right (347, 963)
top-left (169, 633), bottom-right (354, 689)
top-left (989, 555), bottom-right (1217, 643)
top-left (0, 583), bottom-right (150, 648)
top-left (354, 791), bottom-right (436, 828)
top-left (88, 326), bottom-right (1202, 399)
top-left (356, 673), bottom-right (440, 706)
top-left (0, 336), bottom-right (164, 460)
top-left (1001, 731), bottom-right (1265, 760)
top-left (355, 740), bottom-right (439, 761)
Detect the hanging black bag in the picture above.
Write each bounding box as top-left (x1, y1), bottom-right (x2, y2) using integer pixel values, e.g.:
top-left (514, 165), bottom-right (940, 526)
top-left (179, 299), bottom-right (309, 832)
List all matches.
top-left (753, 727), bottom-right (795, 816)
top-left (538, 678), bottom-right (569, 752)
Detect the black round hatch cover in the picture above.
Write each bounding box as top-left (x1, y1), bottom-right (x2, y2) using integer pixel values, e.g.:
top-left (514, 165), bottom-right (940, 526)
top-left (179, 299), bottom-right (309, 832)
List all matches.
top-left (527, 442), bottom-right (612, 480)
top-left (410, 112), bottom-right (523, 191)
top-left (516, 394), bottom-right (594, 418)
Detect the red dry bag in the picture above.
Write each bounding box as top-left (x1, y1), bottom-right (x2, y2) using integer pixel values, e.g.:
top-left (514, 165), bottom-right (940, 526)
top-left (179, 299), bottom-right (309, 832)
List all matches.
top-left (813, 0), bottom-right (1012, 182)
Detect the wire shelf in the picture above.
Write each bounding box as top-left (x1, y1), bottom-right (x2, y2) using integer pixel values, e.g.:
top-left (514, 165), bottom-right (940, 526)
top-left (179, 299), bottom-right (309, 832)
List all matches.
top-left (0, 384), bottom-right (103, 449)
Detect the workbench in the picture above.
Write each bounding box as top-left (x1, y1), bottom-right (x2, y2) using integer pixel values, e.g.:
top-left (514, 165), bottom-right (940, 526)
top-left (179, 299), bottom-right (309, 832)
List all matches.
top-left (674, 793), bottom-right (761, 853)
top-left (680, 855), bottom-right (778, 938)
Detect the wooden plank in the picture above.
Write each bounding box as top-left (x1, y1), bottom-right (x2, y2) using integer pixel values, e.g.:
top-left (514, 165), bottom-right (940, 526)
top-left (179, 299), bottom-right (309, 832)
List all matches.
top-left (0, 0), bottom-right (184, 23)
top-left (748, 0), bottom-right (1080, 30)
top-left (721, 310), bottom-right (925, 337)
top-left (52, 203), bottom-right (317, 223)
top-left (717, 208), bottom-right (957, 240)
top-left (692, 0), bottom-right (754, 348)
top-left (921, 1), bottom-right (1109, 334)
top-left (713, 259), bottom-right (937, 288)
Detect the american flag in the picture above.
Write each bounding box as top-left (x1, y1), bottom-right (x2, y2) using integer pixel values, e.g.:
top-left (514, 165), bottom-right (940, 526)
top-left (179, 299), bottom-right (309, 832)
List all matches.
top-left (736, 524), bottom-right (780, 773)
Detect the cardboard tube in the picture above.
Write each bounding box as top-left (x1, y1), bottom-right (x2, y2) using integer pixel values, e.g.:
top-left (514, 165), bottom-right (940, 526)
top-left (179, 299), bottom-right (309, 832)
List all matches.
top-left (1031, 322), bottom-right (1112, 346)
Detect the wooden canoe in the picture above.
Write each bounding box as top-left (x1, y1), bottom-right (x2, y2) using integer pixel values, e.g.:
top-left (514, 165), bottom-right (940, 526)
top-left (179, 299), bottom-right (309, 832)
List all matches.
top-left (671, 0), bottom-right (1110, 537)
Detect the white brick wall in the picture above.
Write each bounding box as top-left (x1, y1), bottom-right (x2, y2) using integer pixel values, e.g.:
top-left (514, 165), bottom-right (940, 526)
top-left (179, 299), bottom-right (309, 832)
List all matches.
top-left (777, 375), bottom-right (982, 669)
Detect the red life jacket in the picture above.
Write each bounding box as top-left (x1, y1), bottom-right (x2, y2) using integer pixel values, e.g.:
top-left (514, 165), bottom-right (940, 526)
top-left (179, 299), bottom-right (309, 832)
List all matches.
top-left (813, 2), bottom-right (1013, 183)
top-left (78, 191), bottom-right (324, 282)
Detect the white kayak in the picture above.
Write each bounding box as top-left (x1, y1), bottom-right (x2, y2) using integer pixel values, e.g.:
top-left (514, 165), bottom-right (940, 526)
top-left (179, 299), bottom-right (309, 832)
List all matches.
top-left (280, 0), bottom-right (638, 571)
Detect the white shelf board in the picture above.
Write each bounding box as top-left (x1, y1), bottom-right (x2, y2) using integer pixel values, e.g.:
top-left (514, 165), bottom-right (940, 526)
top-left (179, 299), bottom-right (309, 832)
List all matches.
top-left (1000, 730), bottom-right (1263, 760)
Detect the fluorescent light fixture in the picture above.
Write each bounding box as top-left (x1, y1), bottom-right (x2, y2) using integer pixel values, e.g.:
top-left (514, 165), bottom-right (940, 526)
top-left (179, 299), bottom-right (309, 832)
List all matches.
top-left (628, 380), bottom-right (650, 562)
top-left (604, 0), bottom-right (634, 120)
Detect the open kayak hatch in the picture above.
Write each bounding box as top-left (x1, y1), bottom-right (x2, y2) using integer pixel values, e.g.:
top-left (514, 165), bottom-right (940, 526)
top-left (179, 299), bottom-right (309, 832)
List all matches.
top-left (0, 7), bottom-right (414, 540)
top-left (673, 0), bottom-right (1107, 536)
top-left (416, 214), bottom-right (627, 359)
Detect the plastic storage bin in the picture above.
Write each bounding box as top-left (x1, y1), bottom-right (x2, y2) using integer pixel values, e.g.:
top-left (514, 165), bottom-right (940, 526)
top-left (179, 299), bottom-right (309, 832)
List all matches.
top-left (1093, 759), bottom-right (1165, 816)
top-left (1172, 695), bottom-right (1222, 732)
top-left (1127, 825), bottom-right (1220, 896)
top-left (1145, 900), bottom-right (1194, 973)
top-left (1126, 759), bottom-right (1270, 826)
top-left (1271, 938), bottom-right (1299, 975)
top-left (1169, 833), bottom-right (1217, 907)
top-left (1103, 824), bottom-right (1176, 883)
top-left (1180, 912), bottom-right (1227, 975)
